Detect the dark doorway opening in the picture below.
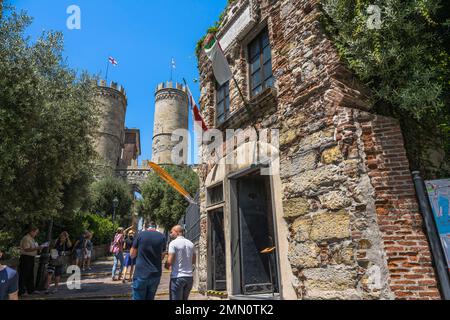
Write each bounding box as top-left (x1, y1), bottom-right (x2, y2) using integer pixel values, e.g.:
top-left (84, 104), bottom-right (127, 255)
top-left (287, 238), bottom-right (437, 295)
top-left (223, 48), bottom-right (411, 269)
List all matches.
top-left (231, 172), bottom-right (279, 295)
top-left (208, 209), bottom-right (227, 292)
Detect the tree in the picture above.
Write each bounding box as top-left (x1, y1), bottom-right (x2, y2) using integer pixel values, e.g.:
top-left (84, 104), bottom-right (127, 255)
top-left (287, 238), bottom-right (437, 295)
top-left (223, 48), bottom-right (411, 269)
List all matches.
top-left (141, 165), bottom-right (199, 231)
top-left (0, 6), bottom-right (99, 250)
top-left (89, 175), bottom-right (134, 226)
top-left (321, 0), bottom-right (450, 178)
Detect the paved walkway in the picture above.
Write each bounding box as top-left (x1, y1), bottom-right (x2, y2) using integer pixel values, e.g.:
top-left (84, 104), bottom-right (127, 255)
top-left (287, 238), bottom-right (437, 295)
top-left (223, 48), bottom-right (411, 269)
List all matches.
top-left (23, 257), bottom-right (207, 300)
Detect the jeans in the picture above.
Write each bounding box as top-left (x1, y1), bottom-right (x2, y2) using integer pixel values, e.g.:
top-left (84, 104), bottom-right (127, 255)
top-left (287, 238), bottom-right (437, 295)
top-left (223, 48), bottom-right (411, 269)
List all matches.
top-left (170, 277), bottom-right (194, 300)
top-left (112, 252), bottom-right (124, 277)
top-left (132, 276), bottom-right (161, 300)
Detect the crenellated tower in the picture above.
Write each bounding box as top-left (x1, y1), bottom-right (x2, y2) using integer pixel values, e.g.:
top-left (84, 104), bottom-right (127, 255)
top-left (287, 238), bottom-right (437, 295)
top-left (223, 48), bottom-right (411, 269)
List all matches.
top-left (152, 82), bottom-right (189, 165)
top-left (94, 80), bottom-right (127, 171)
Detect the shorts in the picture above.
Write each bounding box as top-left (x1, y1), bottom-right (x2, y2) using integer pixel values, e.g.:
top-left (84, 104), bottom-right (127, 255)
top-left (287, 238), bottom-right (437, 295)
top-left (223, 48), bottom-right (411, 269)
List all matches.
top-left (74, 249), bottom-right (83, 259)
top-left (47, 264), bottom-right (64, 277)
top-left (84, 250), bottom-right (92, 259)
top-left (124, 252), bottom-right (136, 267)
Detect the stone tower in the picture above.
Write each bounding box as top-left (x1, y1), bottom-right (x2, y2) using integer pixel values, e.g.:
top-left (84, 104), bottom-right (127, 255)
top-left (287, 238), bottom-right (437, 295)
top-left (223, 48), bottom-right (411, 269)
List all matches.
top-left (152, 82), bottom-right (189, 164)
top-left (94, 80), bottom-right (127, 170)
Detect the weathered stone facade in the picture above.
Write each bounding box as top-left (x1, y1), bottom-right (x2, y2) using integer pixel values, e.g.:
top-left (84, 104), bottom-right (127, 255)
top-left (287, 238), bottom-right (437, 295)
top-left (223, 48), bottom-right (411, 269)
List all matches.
top-left (119, 128), bottom-right (141, 168)
top-left (152, 82), bottom-right (189, 165)
top-left (94, 80), bottom-right (127, 171)
top-left (195, 0), bottom-right (440, 300)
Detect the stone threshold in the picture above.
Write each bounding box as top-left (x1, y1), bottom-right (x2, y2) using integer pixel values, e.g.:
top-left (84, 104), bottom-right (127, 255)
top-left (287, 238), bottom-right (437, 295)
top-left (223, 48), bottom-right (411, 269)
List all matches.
top-left (26, 290), bottom-right (200, 301)
top-left (229, 293), bottom-right (281, 300)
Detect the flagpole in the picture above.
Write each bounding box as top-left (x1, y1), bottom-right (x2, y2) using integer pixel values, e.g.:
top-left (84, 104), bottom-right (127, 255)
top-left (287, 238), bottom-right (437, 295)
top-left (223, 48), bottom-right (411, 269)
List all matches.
top-left (105, 58), bottom-right (110, 83)
top-left (212, 35), bottom-right (253, 118)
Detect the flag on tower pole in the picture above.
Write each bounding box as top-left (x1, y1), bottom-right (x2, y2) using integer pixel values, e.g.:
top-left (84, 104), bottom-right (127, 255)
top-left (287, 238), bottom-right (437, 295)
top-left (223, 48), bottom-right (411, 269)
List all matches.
top-left (170, 57), bottom-right (176, 81)
top-left (105, 56), bottom-right (118, 83)
top-left (109, 56), bottom-right (118, 66)
top-left (204, 34), bottom-right (232, 86)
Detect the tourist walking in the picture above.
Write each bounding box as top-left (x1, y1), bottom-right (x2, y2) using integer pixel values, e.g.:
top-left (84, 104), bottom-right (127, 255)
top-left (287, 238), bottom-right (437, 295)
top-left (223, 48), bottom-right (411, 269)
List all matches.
top-left (122, 230), bottom-right (136, 283)
top-left (46, 231), bottom-right (72, 294)
top-left (0, 247), bottom-right (19, 300)
top-left (71, 231), bottom-right (88, 268)
top-left (82, 232), bottom-right (93, 271)
top-left (111, 228), bottom-right (125, 281)
top-left (130, 227), bottom-right (166, 300)
top-left (165, 225), bottom-right (196, 300)
top-left (18, 226), bottom-right (43, 296)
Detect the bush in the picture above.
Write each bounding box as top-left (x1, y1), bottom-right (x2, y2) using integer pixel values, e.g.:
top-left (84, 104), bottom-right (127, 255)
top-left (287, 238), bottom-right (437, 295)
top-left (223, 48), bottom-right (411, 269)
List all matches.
top-left (82, 213), bottom-right (117, 245)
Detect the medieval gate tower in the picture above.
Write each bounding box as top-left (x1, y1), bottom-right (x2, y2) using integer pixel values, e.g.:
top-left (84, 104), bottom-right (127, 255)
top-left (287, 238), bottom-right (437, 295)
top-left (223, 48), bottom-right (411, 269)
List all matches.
top-left (94, 80), bottom-right (127, 170)
top-left (152, 82), bottom-right (189, 164)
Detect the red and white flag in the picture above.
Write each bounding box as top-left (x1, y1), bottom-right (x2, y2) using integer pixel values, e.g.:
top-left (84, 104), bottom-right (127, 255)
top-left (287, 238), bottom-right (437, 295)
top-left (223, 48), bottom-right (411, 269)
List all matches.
top-left (186, 86), bottom-right (208, 132)
top-left (108, 56), bottom-right (118, 66)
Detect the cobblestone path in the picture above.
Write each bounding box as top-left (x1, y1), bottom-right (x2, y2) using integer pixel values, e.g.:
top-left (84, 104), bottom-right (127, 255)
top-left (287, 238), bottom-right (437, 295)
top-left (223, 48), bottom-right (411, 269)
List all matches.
top-left (23, 257), bottom-right (206, 300)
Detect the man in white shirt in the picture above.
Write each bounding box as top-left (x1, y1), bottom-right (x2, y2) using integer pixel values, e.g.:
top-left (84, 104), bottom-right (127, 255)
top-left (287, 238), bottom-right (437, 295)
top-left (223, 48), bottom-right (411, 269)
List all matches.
top-left (165, 225), bottom-right (196, 300)
top-left (18, 226), bottom-right (43, 296)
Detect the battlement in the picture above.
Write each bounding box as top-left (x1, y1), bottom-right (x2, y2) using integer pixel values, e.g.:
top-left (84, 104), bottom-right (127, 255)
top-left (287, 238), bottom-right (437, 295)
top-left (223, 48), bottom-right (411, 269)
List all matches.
top-left (155, 81), bottom-right (187, 94)
top-left (98, 79), bottom-right (127, 97)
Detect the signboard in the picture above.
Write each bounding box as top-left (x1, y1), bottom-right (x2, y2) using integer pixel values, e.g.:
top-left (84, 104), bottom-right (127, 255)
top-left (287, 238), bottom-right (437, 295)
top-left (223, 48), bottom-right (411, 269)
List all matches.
top-left (426, 179), bottom-right (450, 270)
top-left (219, 4), bottom-right (255, 52)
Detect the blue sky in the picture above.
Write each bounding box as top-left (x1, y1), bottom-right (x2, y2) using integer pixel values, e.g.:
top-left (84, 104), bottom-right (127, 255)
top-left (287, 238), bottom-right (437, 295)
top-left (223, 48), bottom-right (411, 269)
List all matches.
top-left (10, 0), bottom-right (227, 163)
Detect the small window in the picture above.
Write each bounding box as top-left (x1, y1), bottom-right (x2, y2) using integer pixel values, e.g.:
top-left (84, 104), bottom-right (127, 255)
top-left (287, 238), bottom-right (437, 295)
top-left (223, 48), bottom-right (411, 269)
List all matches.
top-left (248, 28), bottom-right (274, 97)
top-left (208, 184), bottom-right (224, 206)
top-left (216, 81), bottom-right (230, 124)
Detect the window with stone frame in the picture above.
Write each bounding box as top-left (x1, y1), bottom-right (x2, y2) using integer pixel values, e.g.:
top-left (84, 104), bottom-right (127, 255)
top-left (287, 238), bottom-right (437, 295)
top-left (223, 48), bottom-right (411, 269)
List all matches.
top-left (216, 81), bottom-right (230, 124)
top-left (248, 28), bottom-right (274, 97)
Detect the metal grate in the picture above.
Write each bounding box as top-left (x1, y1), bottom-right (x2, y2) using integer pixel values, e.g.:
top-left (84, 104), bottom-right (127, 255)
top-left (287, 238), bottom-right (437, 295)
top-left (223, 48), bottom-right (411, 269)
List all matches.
top-left (179, 192), bottom-right (201, 243)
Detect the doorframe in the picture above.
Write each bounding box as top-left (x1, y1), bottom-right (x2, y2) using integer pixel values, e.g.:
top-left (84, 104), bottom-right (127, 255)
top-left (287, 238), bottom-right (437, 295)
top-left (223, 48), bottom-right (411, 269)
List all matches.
top-left (227, 165), bottom-right (282, 296)
top-left (207, 208), bottom-right (227, 292)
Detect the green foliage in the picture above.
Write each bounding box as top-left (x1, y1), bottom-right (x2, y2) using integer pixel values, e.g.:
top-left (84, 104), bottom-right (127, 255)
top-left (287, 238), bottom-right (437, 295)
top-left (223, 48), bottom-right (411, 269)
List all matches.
top-left (53, 211), bottom-right (117, 246)
top-left (81, 212), bottom-right (117, 245)
top-left (0, 6), bottom-right (99, 250)
top-left (141, 165), bottom-right (199, 231)
top-left (195, 0), bottom-right (236, 59)
top-left (321, 0), bottom-right (450, 177)
top-left (89, 175), bottom-right (133, 226)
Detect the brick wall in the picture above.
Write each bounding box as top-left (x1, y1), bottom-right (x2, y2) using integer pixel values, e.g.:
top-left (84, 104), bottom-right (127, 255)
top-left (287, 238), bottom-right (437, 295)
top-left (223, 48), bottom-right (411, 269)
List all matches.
top-left (360, 115), bottom-right (441, 300)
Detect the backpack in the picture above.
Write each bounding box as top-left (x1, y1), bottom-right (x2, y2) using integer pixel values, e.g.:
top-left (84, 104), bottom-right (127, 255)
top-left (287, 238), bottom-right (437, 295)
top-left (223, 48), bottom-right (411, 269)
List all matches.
top-left (109, 233), bottom-right (122, 254)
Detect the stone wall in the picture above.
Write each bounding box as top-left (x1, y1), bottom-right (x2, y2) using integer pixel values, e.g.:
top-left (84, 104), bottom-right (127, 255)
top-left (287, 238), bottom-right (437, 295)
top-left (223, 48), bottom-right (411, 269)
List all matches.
top-left (94, 80), bottom-right (127, 170)
top-left (195, 0), bottom-right (440, 299)
top-left (152, 82), bottom-right (189, 164)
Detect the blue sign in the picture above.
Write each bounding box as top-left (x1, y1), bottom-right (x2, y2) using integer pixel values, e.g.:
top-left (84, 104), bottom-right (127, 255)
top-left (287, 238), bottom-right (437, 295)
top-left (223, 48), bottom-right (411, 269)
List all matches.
top-left (426, 179), bottom-right (450, 270)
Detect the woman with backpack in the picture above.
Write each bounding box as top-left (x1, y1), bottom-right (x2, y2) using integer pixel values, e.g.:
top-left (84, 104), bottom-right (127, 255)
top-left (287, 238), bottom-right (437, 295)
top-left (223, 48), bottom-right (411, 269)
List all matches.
top-left (111, 227), bottom-right (125, 281)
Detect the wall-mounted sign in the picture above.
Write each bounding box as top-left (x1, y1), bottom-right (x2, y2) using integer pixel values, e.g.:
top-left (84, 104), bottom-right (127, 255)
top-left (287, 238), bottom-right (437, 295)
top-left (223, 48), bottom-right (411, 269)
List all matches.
top-left (219, 4), bottom-right (256, 52)
top-left (426, 179), bottom-right (450, 270)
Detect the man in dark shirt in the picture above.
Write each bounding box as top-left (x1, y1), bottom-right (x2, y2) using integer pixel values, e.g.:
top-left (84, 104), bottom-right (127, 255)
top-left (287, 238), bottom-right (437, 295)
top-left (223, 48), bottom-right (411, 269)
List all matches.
top-left (0, 248), bottom-right (19, 300)
top-left (130, 229), bottom-right (166, 300)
